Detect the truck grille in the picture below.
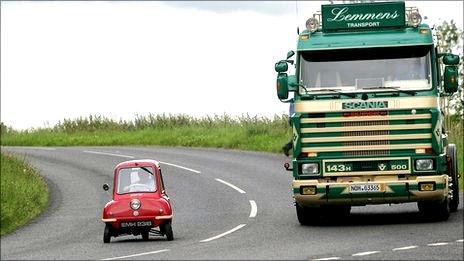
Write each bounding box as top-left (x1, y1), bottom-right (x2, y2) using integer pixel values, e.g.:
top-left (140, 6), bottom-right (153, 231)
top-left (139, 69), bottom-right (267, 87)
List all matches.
top-left (299, 110), bottom-right (432, 157)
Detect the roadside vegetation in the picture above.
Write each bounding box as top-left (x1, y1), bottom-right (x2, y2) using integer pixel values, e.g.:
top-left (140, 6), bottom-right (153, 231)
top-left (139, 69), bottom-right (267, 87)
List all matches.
top-left (0, 152), bottom-right (49, 236)
top-left (0, 114), bottom-right (291, 153)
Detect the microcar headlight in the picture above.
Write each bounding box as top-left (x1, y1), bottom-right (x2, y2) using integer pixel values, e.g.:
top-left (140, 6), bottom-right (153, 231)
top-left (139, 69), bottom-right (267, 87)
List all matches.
top-left (305, 17), bottom-right (319, 33)
top-left (408, 12), bottom-right (422, 27)
top-left (301, 163), bottom-right (319, 174)
top-left (130, 199), bottom-right (141, 210)
top-left (415, 159), bottom-right (433, 171)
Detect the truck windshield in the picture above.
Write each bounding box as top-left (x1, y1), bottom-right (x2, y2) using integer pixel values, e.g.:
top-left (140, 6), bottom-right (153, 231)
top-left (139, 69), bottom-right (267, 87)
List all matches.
top-left (299, 45), bottom-right (432, 94)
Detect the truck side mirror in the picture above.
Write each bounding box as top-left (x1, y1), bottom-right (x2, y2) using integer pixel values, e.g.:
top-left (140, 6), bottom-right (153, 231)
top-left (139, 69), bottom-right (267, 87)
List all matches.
top-left (276, 73), bottom-right (289, 100)
top-left (442, 54), bottom-right (459, 65)
top-left (275, 61), bottom-right (288, 73)
top-left (443, 66), bottom-right (459, 93)
top-left (103, 183), bottom-right (109, 191)
top-left (287, 50), bottom-right (295, 59)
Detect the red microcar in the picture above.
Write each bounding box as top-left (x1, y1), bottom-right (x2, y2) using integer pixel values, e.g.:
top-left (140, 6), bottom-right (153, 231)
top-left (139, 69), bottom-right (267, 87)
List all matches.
top-left (102, 159), bottom-right (173, 243)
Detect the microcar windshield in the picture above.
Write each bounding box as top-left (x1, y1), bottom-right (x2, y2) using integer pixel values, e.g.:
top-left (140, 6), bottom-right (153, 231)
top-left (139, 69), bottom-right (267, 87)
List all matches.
top-left (299, 45), bottom-right (432, 94)
top-left (116, 167), bottom-right (156, 194)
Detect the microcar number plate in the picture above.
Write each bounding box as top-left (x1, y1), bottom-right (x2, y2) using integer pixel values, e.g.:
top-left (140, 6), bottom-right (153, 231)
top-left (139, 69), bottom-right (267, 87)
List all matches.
top-left (349, 183), bottom-right (385, 193)
top-left (120, 221), bottom-right (152, 228)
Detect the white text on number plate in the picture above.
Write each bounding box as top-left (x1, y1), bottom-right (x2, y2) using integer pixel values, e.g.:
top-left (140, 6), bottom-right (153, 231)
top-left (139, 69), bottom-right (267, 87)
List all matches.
top-left (350, 183), bottom-right (384, 193)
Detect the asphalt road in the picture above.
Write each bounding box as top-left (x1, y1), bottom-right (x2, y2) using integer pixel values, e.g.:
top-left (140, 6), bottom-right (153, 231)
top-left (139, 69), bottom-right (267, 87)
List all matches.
top-left (1, 146), bottom-right (463, 260)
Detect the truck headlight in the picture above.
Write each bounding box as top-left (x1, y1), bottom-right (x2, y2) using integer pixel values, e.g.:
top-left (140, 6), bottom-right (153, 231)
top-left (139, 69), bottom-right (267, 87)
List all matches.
top-left (130, 199), bottom-right (141, 210)
top-left (415, 159), bottom-right (433, 171)
top-left (301, 163), bottom-right (319, 174)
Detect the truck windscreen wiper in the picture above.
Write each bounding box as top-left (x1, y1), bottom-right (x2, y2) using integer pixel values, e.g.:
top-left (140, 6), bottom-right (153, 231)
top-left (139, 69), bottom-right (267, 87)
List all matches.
top-left (361, 86), bottom-right (416, 96)
top-left (311, 88), bottom-right (356, 98)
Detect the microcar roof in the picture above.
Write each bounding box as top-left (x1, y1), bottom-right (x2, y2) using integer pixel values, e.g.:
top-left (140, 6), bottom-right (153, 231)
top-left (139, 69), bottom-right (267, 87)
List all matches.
top-left (114, 159), bottom-right (160, 170)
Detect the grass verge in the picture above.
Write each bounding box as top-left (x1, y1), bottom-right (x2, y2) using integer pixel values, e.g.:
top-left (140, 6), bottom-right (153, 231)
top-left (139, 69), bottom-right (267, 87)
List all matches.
top-left (1, 152), bottom-right (49, 236)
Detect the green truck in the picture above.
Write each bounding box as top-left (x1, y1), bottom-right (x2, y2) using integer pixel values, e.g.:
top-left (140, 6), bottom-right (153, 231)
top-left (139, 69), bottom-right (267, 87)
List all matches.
top-left (274, 1), bottom-right (460, 223)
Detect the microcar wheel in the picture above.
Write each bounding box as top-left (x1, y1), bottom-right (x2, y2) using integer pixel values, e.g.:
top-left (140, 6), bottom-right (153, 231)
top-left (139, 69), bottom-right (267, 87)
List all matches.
top-left (448, 144), bottom-right (460, 212)
top-left (141, 230), bottom-right (149, 241)
top-left (162, 220), bottom-right (174, 241)
top-left (103, 224), bottom-right (112, 243)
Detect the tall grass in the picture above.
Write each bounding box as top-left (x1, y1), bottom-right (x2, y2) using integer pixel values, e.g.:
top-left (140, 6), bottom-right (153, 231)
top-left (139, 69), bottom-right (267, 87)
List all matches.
top-left (1, 152), bottom-right (49, 236)
top-left (0, 114), bottom-right (292, 153)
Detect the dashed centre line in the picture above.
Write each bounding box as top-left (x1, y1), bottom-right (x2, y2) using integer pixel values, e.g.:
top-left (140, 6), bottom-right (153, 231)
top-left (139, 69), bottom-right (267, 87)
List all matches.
top-left (352, 251), bottom-right (380, 256)
top-left (199, 224), bottom-right (246, 243)
top-left (159, 161), bottom-right (201, 174)
top-left (101, 249), bottom-right (169, 260)
top-left (427, 242), bottom-right (450, 246)
top-left (315, 238), bottom-right (463, 260)
top-left (83, 150), bottom-right (134, 159)
top-left (249, 200), bottom-right (257, 218)
top-left (215, 178), bottom-right (246, 194)
top-left (392, 245), bottom-right (418, 251)
top-left (82, 150), bottom-right (201, 173)
top-left (313, 257), bottom-right (341, 260)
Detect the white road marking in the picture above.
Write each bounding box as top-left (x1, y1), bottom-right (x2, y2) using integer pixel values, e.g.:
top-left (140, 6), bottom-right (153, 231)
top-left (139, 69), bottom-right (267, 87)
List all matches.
top-left (249, 200), bottom-right (257, 218)
top-left (159, 161), bottom-right (201, 174)
top-left (82, 150), bottom-right (200, 173)
top-left (83, 150), bottom-right (134, 158)
top-left (200, 224), bottom-right (246, 243)
top-left (427, 242), bottom-right (450, 246)
top-left (101, 249), bottom-right (169, 260)
top-left (456, 239), bottom-right (463, 243)
top-left (392, 245), bottom-right (418, 251)
top-left (215, 178), bottom-right (246, 194)
top-left (352, 251), bottom-right (380, 256)
top-left (313, 257), bottom-right (341, 260)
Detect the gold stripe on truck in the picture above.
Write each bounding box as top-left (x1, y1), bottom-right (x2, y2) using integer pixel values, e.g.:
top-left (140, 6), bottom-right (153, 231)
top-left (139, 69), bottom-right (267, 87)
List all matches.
top-left (301, 124), bottom-right (431, 133)
top-left (302, 133), bottom-right (432, 143)
top-left (300, 114), bottom-right (431, 123)
top-left (302, 143), bottom-right (432, 153)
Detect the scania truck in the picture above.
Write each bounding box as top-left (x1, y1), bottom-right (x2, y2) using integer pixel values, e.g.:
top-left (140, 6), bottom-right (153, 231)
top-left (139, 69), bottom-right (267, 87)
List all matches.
top-left (274, 1), bottom-right (460, 223)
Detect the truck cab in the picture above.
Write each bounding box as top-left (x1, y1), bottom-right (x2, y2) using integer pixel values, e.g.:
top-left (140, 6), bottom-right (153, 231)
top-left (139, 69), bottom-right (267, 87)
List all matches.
top-left (275, 1), bottom-right (460, 224)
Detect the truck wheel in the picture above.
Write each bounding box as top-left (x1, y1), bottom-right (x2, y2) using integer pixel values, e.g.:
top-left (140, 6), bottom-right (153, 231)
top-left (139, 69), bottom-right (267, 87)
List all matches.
top-left (418, 198), bottom-right (450, 221)
top-left (103, 224), bottom-right (112, 243)
top-left (162, 220), bottom-right (174, 241)
top-left (141, 230), bottom-right (149, 241)
top-left (296, 204), bottom-right (319, 225)
top-left (448, 144), bottom-right (460, 212)
top-left (322, 205), bottom-right (351, 216)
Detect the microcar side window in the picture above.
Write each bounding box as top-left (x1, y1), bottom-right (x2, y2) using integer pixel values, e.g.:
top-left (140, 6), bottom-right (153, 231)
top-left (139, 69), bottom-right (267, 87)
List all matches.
top-left (117, 167), bottom-right (156, 194)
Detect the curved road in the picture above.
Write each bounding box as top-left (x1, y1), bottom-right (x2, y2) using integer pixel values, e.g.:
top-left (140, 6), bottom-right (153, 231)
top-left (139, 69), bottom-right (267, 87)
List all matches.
top-left (1, 146), bottom-right (463, 260)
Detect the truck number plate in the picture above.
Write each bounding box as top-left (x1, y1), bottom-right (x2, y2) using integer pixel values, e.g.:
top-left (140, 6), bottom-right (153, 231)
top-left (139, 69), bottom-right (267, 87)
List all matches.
top-left (349, 183), bottom-right (384, 193)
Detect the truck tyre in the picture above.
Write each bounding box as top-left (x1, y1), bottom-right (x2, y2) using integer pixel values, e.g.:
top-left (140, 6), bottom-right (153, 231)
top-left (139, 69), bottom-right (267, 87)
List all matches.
top-left (322, 205), bottom-right (351, 217)
top-left (448, 144), bottom-right (460, 212)
top-left (296, 204), bottom-right (319, 225)
top-left (161, 220), bottom-right (174, 241)
top-left (418, 198), bottom-right (450, 221)
top-left (141, 230), bottom-right (149, 241)
top-left (103, 224), bottom-right (112, 243)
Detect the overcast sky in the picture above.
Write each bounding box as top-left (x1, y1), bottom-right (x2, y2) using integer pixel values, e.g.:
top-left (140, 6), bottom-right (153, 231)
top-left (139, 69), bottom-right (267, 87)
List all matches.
top-left (1, 1), bottom-right (463, 130)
